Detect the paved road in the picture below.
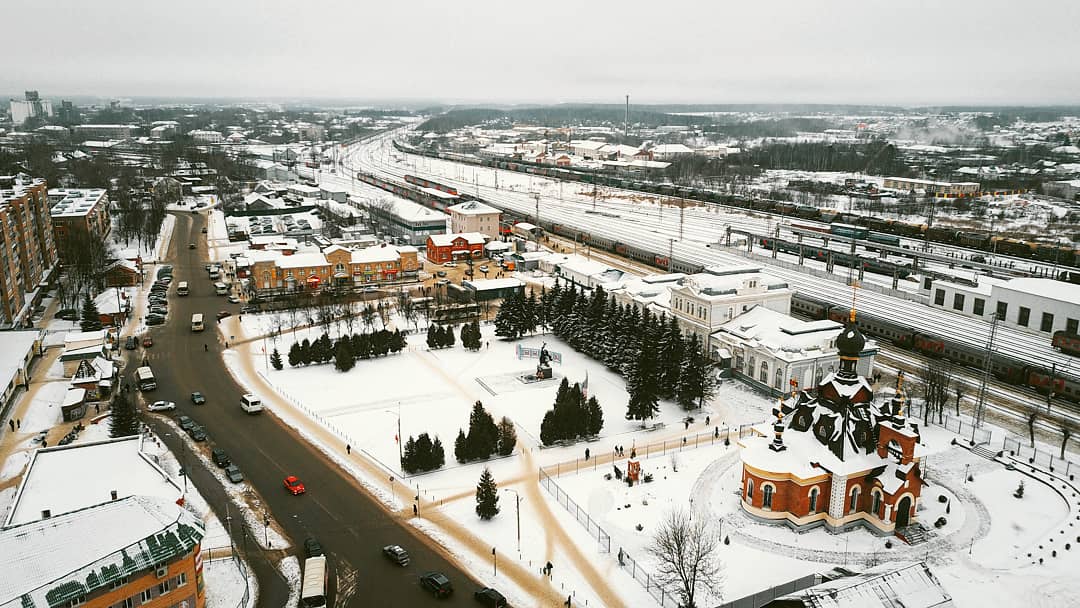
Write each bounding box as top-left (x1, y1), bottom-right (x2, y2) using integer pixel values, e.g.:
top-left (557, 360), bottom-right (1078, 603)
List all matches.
top-left (133, 211), bottom-right (483, 608)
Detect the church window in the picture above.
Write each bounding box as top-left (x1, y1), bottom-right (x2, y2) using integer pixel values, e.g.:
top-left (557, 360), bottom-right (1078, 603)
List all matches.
top-left (745, 478), bottom-right (754, 502)
top-left (762, 484), bottom-right (774, 510)
top-left (871, 490), bottom-right (882, 517)
top-left (808, 487), bottom-right (819, 513)
top-left (849, 486), bottom-right (860, 514)
top-left (759, 361), bottom-right (768, 383)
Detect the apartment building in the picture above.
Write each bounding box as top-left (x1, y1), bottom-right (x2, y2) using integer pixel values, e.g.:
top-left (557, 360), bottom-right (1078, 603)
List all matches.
top-left (447, 200), bottom-right (501, 238)
top-left (0, 179), bottom-right (58, 327)
top-left (49, 188), bottom-right (111, 257)
top-left (73, 124), bottom-right (135, 140)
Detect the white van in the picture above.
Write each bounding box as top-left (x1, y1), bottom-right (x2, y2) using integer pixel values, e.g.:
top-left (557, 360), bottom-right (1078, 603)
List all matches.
top-left (191, 313), bottom-right (204, 332)
top-left (240, 393), bottom-right (263, 414)
top-left (176, 281), bottom-right (189, 296)
top-left (214, 282), bottom-right (228, 295)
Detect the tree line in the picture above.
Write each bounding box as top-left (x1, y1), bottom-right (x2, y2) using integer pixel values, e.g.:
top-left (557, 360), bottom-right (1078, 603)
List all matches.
top-left (540, 378), bottom-right (603, 445)
top-left (281, 329), bottom-right (406, 372)
top-left (454, 401), bottom-right (517, 463)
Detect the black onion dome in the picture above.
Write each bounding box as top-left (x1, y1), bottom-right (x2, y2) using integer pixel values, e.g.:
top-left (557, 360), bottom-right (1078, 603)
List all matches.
top-left (836, 309), bottom-right (866, 358)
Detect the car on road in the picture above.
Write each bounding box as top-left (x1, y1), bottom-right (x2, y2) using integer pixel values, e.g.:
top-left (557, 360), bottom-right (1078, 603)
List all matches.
top-left (188, 243), bottom-right (196, 249)
top-left (188, 425), bottom-right (207, 442)
top-left (224, 464), bottom-right (244, 483)
top-left (304, 537), bottom-right (324, 558)
top-left (436, 279), bottom-right (450, 286)
top-left (443, 261), bottom-right (457, 268)
top-left (56, 308), bottom-right (78, 320)
top-left (177, 415), bottom-right (195, 431)
top-left (190, 391), bottom-right (206, 405)
top-left (211, 448), bottom-right (230, 467)
top-left (216, 311), bottom-right (231, 321)
top-left (419, 572), bottom-right (453, 598)
top-left (146, 315), bottom-right (165, 326)
top-left (227, 295), bottom-right (240, 304)
top-left (479, 265), bottom-right (489, 273)
top-left (473, 588), bottom-right (507, 607)
top-left (382, 544), bottom-right (410, 566)
top-left (148, 400), bottom-right (176, 412)
top-left (142, 336), bottom-right (153, 347)
top-left (201, 226), bottom-right (208, 233)
top-left (436, 270), bottom-right (447, 278)
top-left (240, 305), bottom-right (258, 314)
top-left (125, 336), bottom-right (138, 350)
top-left (158, 276), bottom-right (172, 285)
top-left (283, 475), bottom-right (306, 495)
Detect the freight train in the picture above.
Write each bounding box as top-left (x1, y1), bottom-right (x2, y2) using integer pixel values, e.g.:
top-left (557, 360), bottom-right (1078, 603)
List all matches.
top-left (792, 295), bottom-right (1079, 402)
top-left (356, 172), bottom-right (457, 212)
top-left (394, 140), bottom-right (1077, 268)
top-left (404, 174), bottom-right (460, 197)
top-left (757, 237), bottom-right (914, 278)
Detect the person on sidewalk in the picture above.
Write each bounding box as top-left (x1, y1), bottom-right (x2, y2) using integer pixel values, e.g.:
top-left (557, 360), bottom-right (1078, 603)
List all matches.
top-left (8, 419), bottom-right (13, 432)
top-left (346, 444), bottom-right (351, 455)
top-left (584, 448), bottom-right (590, 461)
top-left (546, 561), bottom-right (553, 579)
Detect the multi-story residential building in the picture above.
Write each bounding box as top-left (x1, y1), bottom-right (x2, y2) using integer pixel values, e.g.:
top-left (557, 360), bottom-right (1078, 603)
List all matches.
top-left (249, 244), bottom-right (419, 294)
top-left (73, 124), bottom-right (135, 140)
top-left (0, 179), bottom-right (58, 328)
top-left (9, 91), bottom-right (53, 125)
top-left (447, 200), bottom-right (501, 238)
top-left (49, 188), bottom-right (111, 256)
top-left (881, 177), bottom-right (980, 197)
top-left (669, 265), bottom-right (792, 344)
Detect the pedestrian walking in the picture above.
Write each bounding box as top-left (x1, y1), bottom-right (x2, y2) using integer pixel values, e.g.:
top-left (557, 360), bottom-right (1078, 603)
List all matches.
top-left (705, 415), bottom-right (710, 426)
top-left (565, 595), bottom-right (572, 607)
top-left (16, 419), bottom-right (20, 429)
top-left (8, 420), bottom-right (14, 432)
top-left (94, 403), bottom-right (100, 414)
top-left (618, 548), bottom-right (625, 565)
top-left (684, 419), bottom-right (689, 430)
top-left (584, 448), bottom-right (590, 460)
top-left (346, 444), bottom-right (351, 455)
top-left (546, 561), bottom-right (553, 578)
top-left (41, 439), bottom-right (46, 448)
top-left (412, 504), bottom-right (418, 517)
top-left (714, 426), bottom-right (720, 439)
top-left (204, 343), bottom-right (208, 351)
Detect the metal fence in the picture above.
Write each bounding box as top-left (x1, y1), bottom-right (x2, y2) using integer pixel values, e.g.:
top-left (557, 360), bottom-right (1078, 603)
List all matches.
top-left (906, 401), bottom-right (992, 444)
top-left (617, 547), bottom-right (680, 608)
top-left (538, 467), bottom-right (611, 553)
top-left (718, 573), bottom-right (820, 608)
top-left (1001, 436), bottom-right (1080, 478)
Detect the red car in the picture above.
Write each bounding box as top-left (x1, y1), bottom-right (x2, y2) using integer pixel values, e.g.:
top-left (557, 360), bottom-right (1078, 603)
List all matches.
top-left (284, 475), bottom-right (306, 495)
top-left (142, 336), bottom-right (153, 347)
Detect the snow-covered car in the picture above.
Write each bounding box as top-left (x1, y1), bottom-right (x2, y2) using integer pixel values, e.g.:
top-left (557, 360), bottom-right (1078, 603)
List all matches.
top-left (382, 544), bottom-right (410, 566)
top-left (147, 400), bottom-right (176, 412)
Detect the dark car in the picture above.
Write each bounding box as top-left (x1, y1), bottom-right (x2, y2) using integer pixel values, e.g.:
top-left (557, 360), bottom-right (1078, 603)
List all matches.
top-left (473, 588), bottom-right (507, 607)
top-left (142, 336), bottom-right (153, 347)
top-left (216, 311), bottom-right (231, 321)
top-left (224, 464), bottom-right (244, 483)
top-left (436, 270), bottom-right (447, 278)
top-left (191, 391), bottom-right (206, 404)
top-left (419, 572), bottom-right (453, 598)
top-left (211, 448), bottom-right (230, 467)
top-left (188, 243), bottom-right (196, 249)
top-left (382, 544), bottom-right (410, 566)
top-left (304, 537), bottom-right (324, 558)
top-left (146, 315), bottom-right (165, 326)
top-left (56, 308), bottom-right (78, 320)
top-left (188, 425), bottom-right (207, 442)
top-left (177, 415), bottom-right (195, 431)
top-left (124, 336), bottom-right (138, 350)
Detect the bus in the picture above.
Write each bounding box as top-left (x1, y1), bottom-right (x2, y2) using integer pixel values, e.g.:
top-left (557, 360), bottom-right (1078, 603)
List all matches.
top-left (300, 556), bottom-right (327, 608)
top-left (191, 313), bottom-right (204, 332)
top-left (214, 282), bottom-right (228, 295)
top-left (176, 281), bottom-right (189, 296)
top-left (135, 366), bottom-right (157, 391)
top-left (240, 393), bottom-right (263, 414)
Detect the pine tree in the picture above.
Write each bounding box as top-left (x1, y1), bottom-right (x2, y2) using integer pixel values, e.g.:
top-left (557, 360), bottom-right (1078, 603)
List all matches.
top-left (431, 436), bottom-right (445, 469)
top-left (466, 401), bottom-right (498, 460)
top-left (402, 435), bottom-right (417, 472)
top-left (475, 467), bottom-right (500, 520)
top-left (415, 433), bottom-right (434, 471)
top-left (677, 333), bottom-right (717, 410)
top-left (288, 342), bottom-right (302, 367)
top-left (270, 348), bottom-right (283, 371)
top-left (461, 323), bottom-right (473, 350)
top-left (585, 396), bottom-right (604, 436)
top-left (540, 410), bottom-right (559, 446)
top-left (317, 333), bottom-right (334, 363)
top-left (427, 324), bottom-right (439, 349)
top-left (109, 391), bottom-right (141, 438)
top-left (522, 290), bottom-right (539, 335)
top-left (455, 429), bottom-right (469, 463)
top-left (80, 293), bottom-right (102, 332)
top-left (657, 315), bottom-right (685, 399)
top-left (334, 339), bottom-right (355, 372)
top-left (445, 324), bottom-right (456, 348)
top-left (391, 329), bottom-right (406, 353)
top-left (496, 417), bottom-right (517, 456)
top-left (300, 338), bottom-right (312, 365)
top-left (626, 341), bottom-right (661, 423)
top-left (494, 290), bottom-right (523, 339)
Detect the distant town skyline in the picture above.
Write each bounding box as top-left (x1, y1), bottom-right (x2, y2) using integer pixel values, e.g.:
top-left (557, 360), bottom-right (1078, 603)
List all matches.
top-left (3, 0), bottom-right (1079, 106)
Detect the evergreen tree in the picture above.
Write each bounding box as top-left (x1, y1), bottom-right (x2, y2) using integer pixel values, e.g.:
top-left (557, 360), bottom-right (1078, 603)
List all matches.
top-left (270, 348), bottom-right (284, 371)
top-left (426, 324), bottom-right (439, 349)
top-left (80, 293), bottom-right (102, 332)
top-left (626, 341), bottom-right (661, 423)
top-left (299, 338), bottom-right (312, 365)
top-left (334, 339), bottom-right (355, 372)
top-left (317, 333), bottom-right (334, 363)
top-left (522, 290), bottom-right (539, 335)
top-left (288, 342), bottom-right (302, 367)
top-left (354, 332), bottom-right (373, 359)
top-left (402, 435), bottom-right (417, 472)
top-left (415, 433), bottom-right (434, 471)
top-left (493, 290), bottom-right (523, 339)
top-left (657, 315), bottom-right (685, 399)
top-left (540, 410), bottom-right (559, 446)
top-left (538, 285), bottom-right (553, 332)
top-left (475, 467), bottom-right (500, 520)
top-left (496, 417), bottom-right (517, 456)
top-left (585, 396), bottom-right (604, 436)
top-left (677, 333), bottom-right (717, 410)
top-left (445, 324), bottom-right (456, 348)
top-left (109, 391), bottom-right (140, 438)
top-left (461, 323), bottom-right (474, 350)
top-left (454, 429), bottom-right (469, 463)
top-left (465, 401), bottom-right (498, 460)
top-left (431, 436), bottom-right (446, 469)
top-left (391, 329), bottom-right (406, 353)
top-left (373, 330), bottom-right (390, 356)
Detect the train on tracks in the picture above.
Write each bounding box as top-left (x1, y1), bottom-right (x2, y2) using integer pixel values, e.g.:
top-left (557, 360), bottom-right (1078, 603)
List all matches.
top-left (356, 172), bottom-right (461, 212)
top-left (394, 140), bottom-right (1078, 269)
top-left (757, 236), bottom-right (914, 278)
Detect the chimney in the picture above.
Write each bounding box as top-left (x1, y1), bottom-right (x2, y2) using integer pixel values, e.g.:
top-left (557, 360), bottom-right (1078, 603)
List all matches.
top-left (41, 509), bottom-right (51, 519)
top-left (111, 490), bottom-right (118, 500)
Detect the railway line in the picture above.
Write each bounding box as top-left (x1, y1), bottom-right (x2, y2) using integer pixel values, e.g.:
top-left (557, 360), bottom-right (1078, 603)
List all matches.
top-left (337, 133), bottom-right (1080, 398)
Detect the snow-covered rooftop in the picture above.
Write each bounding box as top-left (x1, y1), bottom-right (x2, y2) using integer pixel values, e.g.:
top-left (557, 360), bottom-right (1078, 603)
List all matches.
top-left (276, 251), bottom-right (328, 269)
top-left (448, 200), bottom-right (500, 216)
top-left (997, 276), bottom-right (1080, 305)
top-left (713, 306), bottom-right (842, 359)
top-left (772, 561), bottom-right (954, 607)
top-left (0, 330), bottom-right (41, 397)
top-left (48, 188), bottom-right (107, 218)
top-left (429, 232), bottom-right (486, 247)
top-left (5, 436), bottom-right (183, 527)
top-left (463, 278), bottom-right (525, 291)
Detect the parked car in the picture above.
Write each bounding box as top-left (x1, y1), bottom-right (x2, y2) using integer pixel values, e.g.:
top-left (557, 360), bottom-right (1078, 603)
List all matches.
top-left (443, 261), bottom-right (457, 268)
top-left (190, 391), bottom-right (206, 405)
top-left (473, 588), bottom-right (507, 607)
top-left (436, 270), bottom-right (447, 278)
top-left (283, 475), bottom-right (306, 495)
top-left (188, 425), bottom-right (207, 442)
top-left (436, 279), bottom-right (450, 286)
top-left (382, 545), bottom-right (410, 566)
top-left (211, 448), bottom-right (230, 467)
top-left (147, 400), bottom-right (175, 412)
top-left (224, 464), bottom-right (244, 483)
top-left (419, 572), bottom-right (453, 598)
top-left (158, 276), bottom-right (172, 285)
top-left (304, 537), bottom-right (324, 558)
top-left (479, 265), bottom-right (489, 273)
top-left (216, 311), bottom-right (231, 321)
top-left (240, 305), bottom-right (258, 314)
top-left (177, 415), bottom-right (195, 431)
top-left (142, 336), bottom-right (153, 347)
top-left (56, 308), bottom-right (78, 320)
top-left (188, 243), bottom-right (196, 249)
top-left (146, 315), bottom-right (165, 326)
top-left (125, 336), bottom-right (138, 350)
top-left (227, 295), bottom-right (240, 304)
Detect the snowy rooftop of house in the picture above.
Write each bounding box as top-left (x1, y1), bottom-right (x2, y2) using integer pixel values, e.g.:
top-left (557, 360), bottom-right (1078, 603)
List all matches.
top-left (448, 200), bottom-right (500, 215)
top-left (49, 188), bottom-right (107, 218)
top-left (741, 416), bottom-right (886, 478)
top-left (64, 329), bottom-right (108, 346)
top-left (713, 306), bottom-right (842, 359)
top-left (94, 287), bottom-right (131, 315)
top-left (571, 140), bottom-right (608, 150)
top-left (4, 436), bottom-right (182, 527)
top-left (351, 245), bottom-right (404, 264)
top-left (0, 496), bottom-right (203, 608)
top-left (772, 561), bottom-right (954, 607)
top-left (429, 232), bottom-right (486, 247)
top-left (651, 143), bottom-right (694, 154)
top-left (275, 251), bottom-right (328, 269)
top-left (0, 330), bottom-right (41, 397)
top-left (679, 271), bottom-right (787, 297)
top-left (996, 277), bottom-right (1080, 305)
top-left (365, 196), bottom-right (450, 224)
top-left (463, 278), bottom-right (525, 291)
top-left (559, 258), bottom-right (615, 278)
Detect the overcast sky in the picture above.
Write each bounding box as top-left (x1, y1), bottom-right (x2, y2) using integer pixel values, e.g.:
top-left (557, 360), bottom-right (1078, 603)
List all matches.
top-left (5, 0), bottom-right (1079, 106)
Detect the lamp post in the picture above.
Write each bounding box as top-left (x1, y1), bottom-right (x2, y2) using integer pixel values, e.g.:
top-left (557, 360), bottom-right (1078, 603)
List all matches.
top-left (385, 403), bottom-right (403, 467)
top-left (262, 510), bottom-right (269, 548)
top-left (503, 488), bottom-right (521, 553)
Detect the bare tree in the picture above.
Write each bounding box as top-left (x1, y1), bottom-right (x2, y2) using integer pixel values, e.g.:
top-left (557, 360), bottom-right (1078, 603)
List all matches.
top-left (921, 361), bottom-right (952, 425)
top-left (954, 387), bottom-right (963, 416)
top-left (647, 508), bottom-right (725, 608)
top-left (1028, 411), bottom-right (1038, 448)
top-left (1060, 419), bottom-right (1073, 459)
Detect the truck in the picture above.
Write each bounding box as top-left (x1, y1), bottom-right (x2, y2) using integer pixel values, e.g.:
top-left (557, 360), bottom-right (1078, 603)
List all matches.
top-left (135, 366), bottom-right (157, 391)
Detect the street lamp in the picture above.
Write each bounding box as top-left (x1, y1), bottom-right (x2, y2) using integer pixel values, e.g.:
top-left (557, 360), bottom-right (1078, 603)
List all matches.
top-left (503, 488), bottom-right (521, 553)
top-left (385, 403), bottom-right (403, 466)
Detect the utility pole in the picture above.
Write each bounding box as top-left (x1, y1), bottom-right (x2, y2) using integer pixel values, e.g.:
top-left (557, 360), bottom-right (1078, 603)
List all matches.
top-left (624, 94), bottom-right (629, 146)
top-left (503, 489), bottom-right (521, 553)
top-left (1047, 362), bottom-right (1057, 413)
top-left (974, 313), bottom-right (998, 427)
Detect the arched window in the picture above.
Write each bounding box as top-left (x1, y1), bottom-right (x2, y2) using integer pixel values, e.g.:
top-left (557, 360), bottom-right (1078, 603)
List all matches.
top-left (808, 487), bottom-right (819, 513)
top-left (774, 367), bottom-right (783, 389)
top-left (849, 486), bottom-right (861, 514)
top-left (334, 262), bottom-right (346, 274)
top-left (871, 490), bottom-right (882, 518)
top-left (759, 361), bottom-right (769, 383)
top-left (262, 271), bottom-right (271, 288)
top-left (745, 478), bottom-right (754, 502)
top-left (747, 356), bottom-right (756, 377)
top-left (762, 484), bottom-right (774, 510)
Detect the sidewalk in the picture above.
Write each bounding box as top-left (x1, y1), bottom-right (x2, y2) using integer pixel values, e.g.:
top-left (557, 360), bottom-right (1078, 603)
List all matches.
top-left (0, 347), bottom-right (68, 490)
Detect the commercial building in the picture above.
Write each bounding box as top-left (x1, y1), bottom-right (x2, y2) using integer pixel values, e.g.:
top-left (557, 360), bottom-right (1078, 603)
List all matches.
top-left (425, 233), bottom-right (487, 264)
top-left (447, 200), bottom-right (501, 238)
top-left (0, 329), bottom-right (44, 412)
top-left (49, 188), bottom-right (111, 253)
top-left (0, 178), bottom-right (58, 328)
top-left (669, 265), bottom-right (792, 344)
top-left (459, 277), bottom-right (526, 302)
top-left (881, 177), bottom-right (980, 198)
top-left (249, 243), bottom-right (419, 294)
top-left (9, 91), bottom-right (53, 125)
top-left (923, 275), bottom-right (1080, 336)
top-left (73, 124), bottom-right (135, 140)
top-left (359, 196), bottom-right (449, 246)
top-left (188, 130), bottom-right (223, 144)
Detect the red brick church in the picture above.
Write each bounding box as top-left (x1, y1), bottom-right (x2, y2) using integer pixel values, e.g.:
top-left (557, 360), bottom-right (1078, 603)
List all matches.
top-left (739, 309), bottom-right (927, 539)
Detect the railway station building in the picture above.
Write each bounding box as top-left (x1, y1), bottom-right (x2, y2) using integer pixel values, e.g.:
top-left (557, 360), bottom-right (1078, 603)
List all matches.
top-left (739, 312), bottom-right (928, 539)
top-left (669, 265), bottom-right (792, 344)
top-left (923, 275), bottom-right (1080, 336)
top-left (425, 232), bottom-right (487, 264)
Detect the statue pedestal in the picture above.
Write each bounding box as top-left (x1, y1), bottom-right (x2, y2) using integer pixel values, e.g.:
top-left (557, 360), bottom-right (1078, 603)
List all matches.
top-left (535, 364), bottom-right (552, 380)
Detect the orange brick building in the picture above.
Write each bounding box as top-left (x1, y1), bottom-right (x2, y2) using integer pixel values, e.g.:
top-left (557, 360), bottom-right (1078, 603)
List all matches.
top-left (739, 312), bottom-right (926, 538)
top-left (250, 244), bottom-right (420, 294)
top-left (0, 178), bottom-right (58, 327)
top-left (425, 232), bottom-right (487, 264)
